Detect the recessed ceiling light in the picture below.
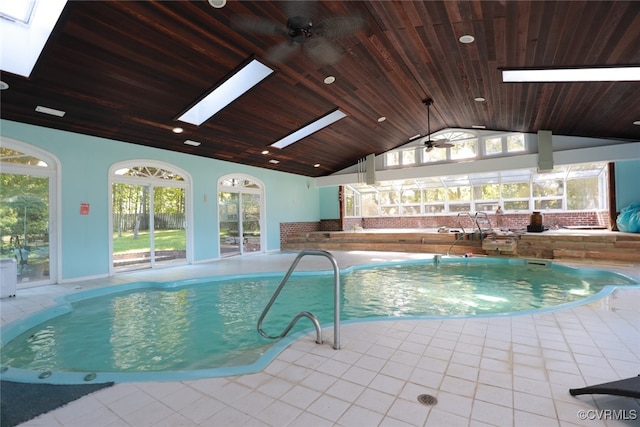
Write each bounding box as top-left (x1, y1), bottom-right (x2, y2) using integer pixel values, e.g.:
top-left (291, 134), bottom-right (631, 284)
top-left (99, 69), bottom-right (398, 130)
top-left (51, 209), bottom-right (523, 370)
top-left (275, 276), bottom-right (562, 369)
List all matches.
top-left (324, 76), bottom-right (336, 84)
top-left (459, 35), bottom-right (475, 44)
top-left (474, 97), bottom-right (486, 102)
top-left (35, 105), bottom-right (65, 117)
top-left (269, 159), bottom-right (280, 164)
top-left (0, 81), bottom-right (8, 90)
top-left (377, 116), bottom-right (386, 123)
top-left (271, 109), bottom-right (347, 149)
top-left (261, 150), bottom-right (269, 155)
top-left (634, 121), bottom-right (640, 126)
top-left (184, 139), bottom-right (201, 146)
top-left (472, 125), bottom-right (486, 129)
top-left (178, 58), bottom-right (273, 126)
top-left (207, 0), bottom-right (226, 8)
top-left (502, 66), bottom-right (640, 82)
top-left (172, 127), bottom-right (184, 133)
top-left (314, 163), bottom-right (320, 168)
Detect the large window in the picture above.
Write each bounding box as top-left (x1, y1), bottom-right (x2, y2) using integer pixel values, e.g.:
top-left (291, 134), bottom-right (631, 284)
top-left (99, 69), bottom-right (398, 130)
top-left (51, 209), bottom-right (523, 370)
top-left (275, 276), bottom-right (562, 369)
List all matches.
top-left (345, 163), bottom-right (608, 217)
top-left (385, 131), bottom-right (528, 167)
top-left (344, 186), bottom-right (360, 217)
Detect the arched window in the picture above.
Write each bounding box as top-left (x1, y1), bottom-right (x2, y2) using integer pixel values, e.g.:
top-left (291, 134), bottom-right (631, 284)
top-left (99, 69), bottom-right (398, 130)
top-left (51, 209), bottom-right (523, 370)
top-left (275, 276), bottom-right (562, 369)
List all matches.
top-left (109, 160), bottom-right (191, 272)
top-left (218, 174), bottom-right (264, 257)
top-left (0, 138), bottom-right (59, 286)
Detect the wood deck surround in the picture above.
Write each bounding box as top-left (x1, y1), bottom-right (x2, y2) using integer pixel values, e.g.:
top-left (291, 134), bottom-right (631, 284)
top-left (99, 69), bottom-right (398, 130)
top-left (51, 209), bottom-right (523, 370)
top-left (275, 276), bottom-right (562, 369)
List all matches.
top-left (282, 229), bottom-right (640, 265)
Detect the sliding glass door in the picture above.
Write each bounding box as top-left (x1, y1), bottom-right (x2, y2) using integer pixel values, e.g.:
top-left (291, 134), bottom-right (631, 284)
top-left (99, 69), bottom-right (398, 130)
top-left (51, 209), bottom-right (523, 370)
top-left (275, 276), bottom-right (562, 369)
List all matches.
top-left (218, 175), bottom-right (263, 257)
top-left (219, 192), bottom-right (240, 257)
top-left (111, 164), bottom-right (189, 272)
top-left (1, 143), bottom-right (57, 286)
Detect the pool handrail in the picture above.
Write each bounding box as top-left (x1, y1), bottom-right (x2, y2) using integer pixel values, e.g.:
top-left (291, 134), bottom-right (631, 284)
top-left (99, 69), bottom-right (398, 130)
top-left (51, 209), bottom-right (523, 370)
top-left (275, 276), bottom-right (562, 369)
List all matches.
top-left (257, 250), bottom-right (341, 350)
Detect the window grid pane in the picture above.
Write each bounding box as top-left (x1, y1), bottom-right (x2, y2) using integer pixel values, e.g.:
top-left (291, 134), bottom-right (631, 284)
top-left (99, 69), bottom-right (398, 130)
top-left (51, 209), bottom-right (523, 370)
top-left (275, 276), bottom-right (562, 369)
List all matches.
top-left (344, 163), bottom-right (606, 217)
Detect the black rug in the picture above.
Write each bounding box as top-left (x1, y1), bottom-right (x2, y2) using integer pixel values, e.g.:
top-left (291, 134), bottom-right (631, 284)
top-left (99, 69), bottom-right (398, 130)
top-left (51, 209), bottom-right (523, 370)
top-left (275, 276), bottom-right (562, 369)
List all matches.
top-left (0, 380), bottom-right (114, 427)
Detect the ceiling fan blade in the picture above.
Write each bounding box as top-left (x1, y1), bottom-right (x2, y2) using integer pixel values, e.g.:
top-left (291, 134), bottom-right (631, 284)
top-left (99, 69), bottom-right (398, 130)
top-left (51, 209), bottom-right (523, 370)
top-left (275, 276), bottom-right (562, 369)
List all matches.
top-left (304, 37), bottom-right (343, 65)
top-left (432, 139), bottom-right (454, 148)
top-left (316, 16), bottom-right (368, 39)
top-left (282, 0), bottom-right (317, 22)
top-left (231, 15), bottom-right (288, 36)
top-left (266, 41), bottom-right (300, 64)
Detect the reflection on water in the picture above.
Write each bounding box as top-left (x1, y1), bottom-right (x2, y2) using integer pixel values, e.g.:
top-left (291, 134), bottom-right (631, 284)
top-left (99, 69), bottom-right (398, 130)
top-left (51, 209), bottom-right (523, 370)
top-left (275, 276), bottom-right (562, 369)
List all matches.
top-left (1, 261), bottom-right (635, 373)
top-left (111, 290), bottom-right (191, 370)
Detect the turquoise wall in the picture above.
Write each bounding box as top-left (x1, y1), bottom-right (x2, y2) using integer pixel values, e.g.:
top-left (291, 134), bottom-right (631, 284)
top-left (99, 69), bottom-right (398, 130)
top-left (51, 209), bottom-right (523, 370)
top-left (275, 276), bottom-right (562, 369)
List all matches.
top-left (615, 159), bottom-right (640, 211)
top-left (318, 186), bottom-right (340, 219)
top-left (1, 120), bottom-right (319, 281)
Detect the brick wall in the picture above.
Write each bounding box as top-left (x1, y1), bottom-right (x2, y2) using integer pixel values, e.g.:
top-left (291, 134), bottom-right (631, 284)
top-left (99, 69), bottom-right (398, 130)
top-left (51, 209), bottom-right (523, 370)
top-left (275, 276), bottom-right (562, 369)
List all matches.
top-left (360, 211), bottom-right (607, 230)
top-left (281, 211), bottom-right (608, 247)
top-left (319, 219), bottom-right (342, 231)
top-left (279, 221), bottom-right (321, 246)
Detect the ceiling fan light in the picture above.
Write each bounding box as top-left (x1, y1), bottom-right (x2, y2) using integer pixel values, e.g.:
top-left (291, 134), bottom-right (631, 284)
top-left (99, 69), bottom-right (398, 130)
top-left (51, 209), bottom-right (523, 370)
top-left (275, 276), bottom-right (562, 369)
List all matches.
top-left (208, 0), bottom-right (226, 8)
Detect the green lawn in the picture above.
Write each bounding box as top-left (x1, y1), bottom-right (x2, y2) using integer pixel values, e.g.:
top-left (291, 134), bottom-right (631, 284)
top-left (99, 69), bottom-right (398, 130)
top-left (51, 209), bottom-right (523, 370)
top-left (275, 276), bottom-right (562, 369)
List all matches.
top-left (113, 229), bottom-right (186, 254)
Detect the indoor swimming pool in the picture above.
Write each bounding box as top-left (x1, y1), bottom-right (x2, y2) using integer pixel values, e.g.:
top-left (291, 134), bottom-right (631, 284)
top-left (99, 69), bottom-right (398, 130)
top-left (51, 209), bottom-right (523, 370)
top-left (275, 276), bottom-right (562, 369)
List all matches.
top-left (1, 256), bottom-right (637, 384)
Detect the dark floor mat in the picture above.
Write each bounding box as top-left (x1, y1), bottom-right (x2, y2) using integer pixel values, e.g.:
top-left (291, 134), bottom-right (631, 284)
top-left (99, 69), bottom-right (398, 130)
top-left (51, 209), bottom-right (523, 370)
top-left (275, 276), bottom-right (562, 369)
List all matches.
top-left (570, 375), bottom-right (640, 399)
top-left (0, 380), bottom-right (114, 427)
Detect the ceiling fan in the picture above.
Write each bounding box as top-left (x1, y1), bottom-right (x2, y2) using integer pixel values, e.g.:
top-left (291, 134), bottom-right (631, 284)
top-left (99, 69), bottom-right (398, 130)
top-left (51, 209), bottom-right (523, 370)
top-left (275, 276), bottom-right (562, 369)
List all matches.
top-left (231, 1), bottom-right (367, 65)
top-left (408, 99), bottom-right (454, 152)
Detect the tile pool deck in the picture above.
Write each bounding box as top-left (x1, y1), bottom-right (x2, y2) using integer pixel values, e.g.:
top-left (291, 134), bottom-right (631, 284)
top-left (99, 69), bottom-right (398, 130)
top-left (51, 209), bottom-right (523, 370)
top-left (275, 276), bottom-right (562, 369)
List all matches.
top-left (1, 251), bottom-right (639, 426)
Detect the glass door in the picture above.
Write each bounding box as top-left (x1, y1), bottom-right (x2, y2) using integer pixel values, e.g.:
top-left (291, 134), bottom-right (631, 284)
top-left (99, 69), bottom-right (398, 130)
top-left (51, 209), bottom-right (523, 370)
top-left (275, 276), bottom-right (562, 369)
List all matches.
top-left (218, 175), bottom-right (264, 257)
top-left (219, 192), bottom-right (240, 257)
top-left (242, 193), bottom-right (261, 253)
top-left (112, 184), bottom-right (151, 271)
top-left (153, 186), bottom-right (186, 267)
top-left (0, 173), bottom-right (50, 283)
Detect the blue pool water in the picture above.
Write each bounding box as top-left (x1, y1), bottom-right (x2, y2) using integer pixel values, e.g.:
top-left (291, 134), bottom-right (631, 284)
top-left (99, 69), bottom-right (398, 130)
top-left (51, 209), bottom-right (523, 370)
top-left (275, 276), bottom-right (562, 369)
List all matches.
top-left (1, 257), bottom-right (637, 384)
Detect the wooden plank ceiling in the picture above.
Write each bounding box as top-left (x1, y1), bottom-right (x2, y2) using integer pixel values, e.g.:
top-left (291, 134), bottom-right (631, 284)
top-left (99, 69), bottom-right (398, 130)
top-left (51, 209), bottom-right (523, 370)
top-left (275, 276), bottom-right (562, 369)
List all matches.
top-left (1, 1), bottom-right (639, 177)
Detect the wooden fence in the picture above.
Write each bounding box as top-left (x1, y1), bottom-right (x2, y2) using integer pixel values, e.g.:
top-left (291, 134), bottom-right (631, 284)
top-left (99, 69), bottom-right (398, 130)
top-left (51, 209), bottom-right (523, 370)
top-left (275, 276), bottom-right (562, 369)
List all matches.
top-left (113, 213), bottom-right (185, 231)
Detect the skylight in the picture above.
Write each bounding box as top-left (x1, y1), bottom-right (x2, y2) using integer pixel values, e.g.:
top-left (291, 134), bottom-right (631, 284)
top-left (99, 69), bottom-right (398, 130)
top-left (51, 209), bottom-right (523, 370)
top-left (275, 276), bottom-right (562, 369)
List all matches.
top-left (0, 0), bottom-right (67, 77)
top-left (271, 109), bottom-right (347, 149)
top-left (502, 67), bottom-right (640, 82)
top-left (178, 59), bottom-right (273, 126)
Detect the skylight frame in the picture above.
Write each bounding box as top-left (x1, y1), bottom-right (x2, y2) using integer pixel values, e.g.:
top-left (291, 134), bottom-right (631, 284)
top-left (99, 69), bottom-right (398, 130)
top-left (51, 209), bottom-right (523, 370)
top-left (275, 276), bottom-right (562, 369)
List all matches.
top-left (0, 0), bottom-right (37, 24)
top-left (271, 109), bottom-right (347, 149)
top-left (0, 0), bottom-right (68, 77)
top-left (502, 66), bottom-right (640, 82)
top-left (177, 58), bottom-right (274, 126)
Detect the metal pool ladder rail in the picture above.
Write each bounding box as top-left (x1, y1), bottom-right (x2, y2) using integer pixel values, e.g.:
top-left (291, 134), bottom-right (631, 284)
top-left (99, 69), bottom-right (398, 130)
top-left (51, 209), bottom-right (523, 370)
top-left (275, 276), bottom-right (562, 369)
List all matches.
top-left (257, 250), bottom-right (341, 350)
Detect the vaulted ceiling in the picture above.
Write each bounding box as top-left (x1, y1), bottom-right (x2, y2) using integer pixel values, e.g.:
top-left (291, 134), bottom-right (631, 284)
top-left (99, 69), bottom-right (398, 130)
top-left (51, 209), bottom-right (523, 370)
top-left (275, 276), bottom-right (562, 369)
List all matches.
top-left (1, 1), bottom-right (639, 177)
